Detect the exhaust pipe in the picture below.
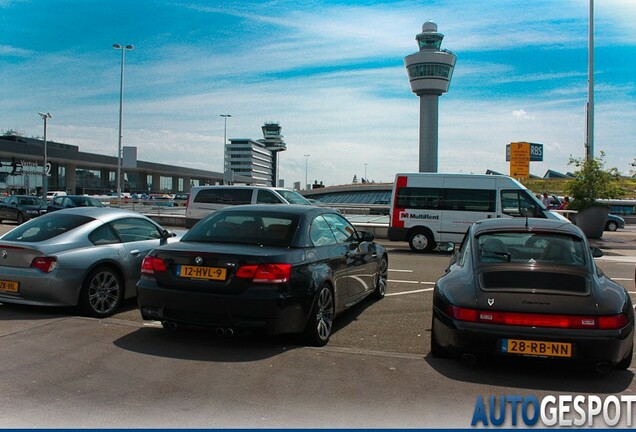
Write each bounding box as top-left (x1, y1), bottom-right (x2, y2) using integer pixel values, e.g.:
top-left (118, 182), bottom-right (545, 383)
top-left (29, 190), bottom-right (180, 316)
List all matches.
top-left (461, 353), bottom-right (478, 366)
top-left (162, 321), bottom-right (177, 330)
top-left (224, 328), bottom-right (234, 337)
top-left (594, 362), bottom-right (612, 375)
top-left (215, 327), bottom-right (225, 337)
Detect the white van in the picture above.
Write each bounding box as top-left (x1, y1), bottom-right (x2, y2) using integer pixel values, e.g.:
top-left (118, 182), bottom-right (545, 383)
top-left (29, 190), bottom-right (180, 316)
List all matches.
top-left (388, 173), bottom-right (568, 252)
top-left (185, 185), bottom-right (312, 228)
top-left (45, 190), bottom-right (67, 202)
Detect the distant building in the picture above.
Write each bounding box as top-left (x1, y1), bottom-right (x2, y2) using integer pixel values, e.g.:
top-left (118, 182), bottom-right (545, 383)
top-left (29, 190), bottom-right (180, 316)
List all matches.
top-left (224, 138), bottom-right (273, 186)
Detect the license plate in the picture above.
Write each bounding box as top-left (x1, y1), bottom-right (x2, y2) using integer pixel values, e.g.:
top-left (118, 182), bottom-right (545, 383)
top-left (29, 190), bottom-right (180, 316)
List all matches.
top-left (501, 338), bottom-right (572, 358)
top-left (177, 265), bottom-right (227, 281)
top-left (0, 280), bottom-right (19, 293)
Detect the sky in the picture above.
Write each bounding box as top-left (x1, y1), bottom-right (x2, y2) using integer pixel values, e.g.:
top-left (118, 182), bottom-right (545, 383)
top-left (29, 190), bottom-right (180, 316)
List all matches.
top-left (1, 0), bottom-right (635, 187)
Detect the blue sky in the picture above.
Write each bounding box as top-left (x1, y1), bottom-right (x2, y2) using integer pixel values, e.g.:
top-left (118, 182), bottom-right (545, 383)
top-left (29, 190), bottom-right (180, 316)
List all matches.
top-left (1, 0), bottom-right (635, 187)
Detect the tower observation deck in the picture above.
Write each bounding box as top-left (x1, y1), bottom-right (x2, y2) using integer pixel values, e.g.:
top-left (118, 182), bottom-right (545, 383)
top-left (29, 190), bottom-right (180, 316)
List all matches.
top-left (404, 21), bottom-right (456, 172)
top-left (259, 122), bottom-right (286, 187)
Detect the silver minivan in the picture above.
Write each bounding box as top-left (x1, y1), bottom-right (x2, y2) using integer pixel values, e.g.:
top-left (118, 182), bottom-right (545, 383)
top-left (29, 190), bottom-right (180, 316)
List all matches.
top-left (185, 185), bottom-right (312, 228)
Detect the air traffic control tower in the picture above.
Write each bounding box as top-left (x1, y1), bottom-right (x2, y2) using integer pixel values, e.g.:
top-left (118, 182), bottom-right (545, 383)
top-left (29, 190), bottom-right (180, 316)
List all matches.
top-left (404, 21), bottom-right (456, 172)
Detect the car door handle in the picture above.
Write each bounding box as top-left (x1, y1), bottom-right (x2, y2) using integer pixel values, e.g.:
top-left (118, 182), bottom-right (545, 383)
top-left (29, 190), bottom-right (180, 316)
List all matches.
top-left (129, 250), bottom-right (141, 256)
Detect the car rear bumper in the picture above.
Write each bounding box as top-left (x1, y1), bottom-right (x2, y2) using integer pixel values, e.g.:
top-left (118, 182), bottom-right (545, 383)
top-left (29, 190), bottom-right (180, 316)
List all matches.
top-left (137, 279), bottom-right (311, 334)
top-left (0, 268), bottom-right (83, 307)
top-left (433, 312), bottom-right (633, 366)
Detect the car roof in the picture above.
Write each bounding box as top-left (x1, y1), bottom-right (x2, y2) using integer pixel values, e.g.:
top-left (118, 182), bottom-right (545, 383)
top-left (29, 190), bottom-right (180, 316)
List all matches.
top-left (44, 206), bottom-right (149, 222)
top-left (215, 204), bottom-right (331, 216)
top-left (472, 217), bottom-right (582, 237)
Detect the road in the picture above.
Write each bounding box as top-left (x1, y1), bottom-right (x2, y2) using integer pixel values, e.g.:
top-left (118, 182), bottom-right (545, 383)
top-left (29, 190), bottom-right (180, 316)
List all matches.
top-left (0, 223), bottom-right (635, 428)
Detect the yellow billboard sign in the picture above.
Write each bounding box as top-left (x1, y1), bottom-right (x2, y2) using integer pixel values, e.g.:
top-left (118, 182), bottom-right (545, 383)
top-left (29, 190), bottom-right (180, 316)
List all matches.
top-left (509, 142), bottom-right (530, 179)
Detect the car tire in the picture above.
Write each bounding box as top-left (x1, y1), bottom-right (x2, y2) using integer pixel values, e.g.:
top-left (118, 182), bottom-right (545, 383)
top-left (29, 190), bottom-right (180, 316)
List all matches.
top-left (372, 255), bottom-right (388, 299)
top-left (79, 266), bottom-right (123, 318)
top-left (615, 345), bottom-right (633, 370)
top-left (409, 229), bottom-right (435, 253)
top-left (304, 284), bottom-right (335, 347)
top-left (16, 212), bottom-right (25, 225)
top-left (606, 221), bottom-right (618, 231)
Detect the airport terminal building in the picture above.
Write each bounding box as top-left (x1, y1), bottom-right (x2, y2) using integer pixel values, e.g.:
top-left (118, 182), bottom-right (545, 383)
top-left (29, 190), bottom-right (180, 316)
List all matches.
top-left (0, 132), bottom-right (259, 195)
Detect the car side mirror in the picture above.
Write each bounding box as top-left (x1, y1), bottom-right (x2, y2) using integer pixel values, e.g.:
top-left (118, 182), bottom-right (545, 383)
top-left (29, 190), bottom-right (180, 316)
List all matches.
top-left (162, 229), bottom-right (176, 239)
top-left (357, 231), bottom-right (375, 242)
top-left (590, 246), bottom-right (604, 258)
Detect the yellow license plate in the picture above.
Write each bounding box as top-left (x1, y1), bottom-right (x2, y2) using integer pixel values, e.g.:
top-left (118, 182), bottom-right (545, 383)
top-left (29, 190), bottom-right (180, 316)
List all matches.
top-left (0, 280), bottom-right (19, 293)
top-left (178, 265), bottom-right (227, 281)
top-left (502, 338), bottom-right (572, 358)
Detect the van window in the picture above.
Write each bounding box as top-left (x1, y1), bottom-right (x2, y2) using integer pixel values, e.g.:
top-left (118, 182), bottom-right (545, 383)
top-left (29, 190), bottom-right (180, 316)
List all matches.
top-left (257, 190), bottom-right (284, 204)
top-left (194, 188), bottom-right (252, 205)
top-left (444, 189), bottom-right (494, 212)
top-left (396, 187), bottom-right (442, 210)
top-left (501, 190), bottom-right (544, 218)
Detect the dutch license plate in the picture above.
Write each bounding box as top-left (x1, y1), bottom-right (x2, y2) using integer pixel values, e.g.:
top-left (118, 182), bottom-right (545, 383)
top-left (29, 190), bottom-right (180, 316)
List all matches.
top-left (0, 280), bottom-right (19, 293)
top-left (501, 338), bottom-right (572, 358)
top-left (177, 265), bottom-right (227, 281)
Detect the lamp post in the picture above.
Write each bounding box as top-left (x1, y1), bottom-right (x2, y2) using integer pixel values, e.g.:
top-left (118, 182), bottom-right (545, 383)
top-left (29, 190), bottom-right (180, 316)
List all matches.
top-left (113, 43), bottom-right (134, 200)
top-left (304, 154), bottom-right (310, 190)
top-left (220, 114), bottom-right (231, 174)
top-left (38, 112), bottom-right (52, 199)
top-left (585, 0), bottom-right (594, 160)
top-left (364, 163), bottom-right (368, 181)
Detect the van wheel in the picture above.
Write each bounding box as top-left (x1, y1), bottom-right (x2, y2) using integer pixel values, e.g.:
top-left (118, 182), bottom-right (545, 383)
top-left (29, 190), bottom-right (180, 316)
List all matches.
top-left (409, 230), bottom-right (435, 253)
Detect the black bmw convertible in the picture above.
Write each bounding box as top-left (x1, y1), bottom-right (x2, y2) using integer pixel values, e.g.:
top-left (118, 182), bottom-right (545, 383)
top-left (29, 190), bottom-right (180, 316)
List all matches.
top-left (431, 217), bottom-right (633, 373)
top-left (137, 205), bottom-right (388, 346)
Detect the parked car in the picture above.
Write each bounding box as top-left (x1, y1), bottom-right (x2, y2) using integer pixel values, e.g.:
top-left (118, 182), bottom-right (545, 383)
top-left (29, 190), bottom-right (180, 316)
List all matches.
top-left (0, 207), bottom-right (178, 317)
top-left (46, 195), bottom-right (105, 212)
top-left (45, 190), bottom-right (67, 202)
top-left (431, 217), bottom-right (633, 373)
top-left (0, 195), bottom-right (47, 224)
top-left (605, 214), bottom-right (625, 231)
top-left (137, 204), bottom-right (388, 346)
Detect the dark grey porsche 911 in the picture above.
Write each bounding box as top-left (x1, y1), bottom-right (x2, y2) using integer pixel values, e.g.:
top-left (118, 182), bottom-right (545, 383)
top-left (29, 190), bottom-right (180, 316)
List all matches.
top-left (431, 218), bottom-right (633, 373)
top-left (137, 205), bottom-right (388, 346)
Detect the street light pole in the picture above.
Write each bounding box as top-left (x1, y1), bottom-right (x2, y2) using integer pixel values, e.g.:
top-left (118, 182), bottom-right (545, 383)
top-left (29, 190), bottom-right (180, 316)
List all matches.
top-left (585, 0), bottom-right (594, 161)
top-left (304, 154), bottom-right (310, 190)
top-left (220, 114), bottom-right (231, 175)
top-left (364, 163), bottom-right (368, 181)
top-left (113, 43), bottom-right (134, 200)
top-left (38, 112), bottom-right (52, 199)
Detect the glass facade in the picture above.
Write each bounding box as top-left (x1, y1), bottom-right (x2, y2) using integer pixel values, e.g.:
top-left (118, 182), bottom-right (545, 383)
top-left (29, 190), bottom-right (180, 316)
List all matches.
top-left (407, 63), bottom-right (452, 80)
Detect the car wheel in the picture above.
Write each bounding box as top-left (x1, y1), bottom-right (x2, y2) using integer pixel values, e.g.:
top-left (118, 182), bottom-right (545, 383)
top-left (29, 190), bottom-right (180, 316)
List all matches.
top-left (615, 345), bottom-right (633, 370)
top-left (430, 317), bottom-right (450, 358)
top-left (79, 266), bottom-right (123, 318)
top-left (606, 221), bottom-right (618, 231)
top-left (372, 255), bottom-right (388, 299)
top-left (409, 229), bottom-right (435, 253)
top-left (16, 212), bottom-right (25, 224)
top-left (305, 284), bottom-right (334, 347)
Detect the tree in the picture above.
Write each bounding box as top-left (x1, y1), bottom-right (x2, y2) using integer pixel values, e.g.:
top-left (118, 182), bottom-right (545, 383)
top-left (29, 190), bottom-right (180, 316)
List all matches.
top-left (566, 151), bottom-right (623, 211)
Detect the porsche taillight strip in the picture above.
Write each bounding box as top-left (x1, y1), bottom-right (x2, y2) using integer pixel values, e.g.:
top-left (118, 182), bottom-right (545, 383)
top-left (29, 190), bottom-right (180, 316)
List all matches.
top-left (446, 305), bottom-right (628, 330)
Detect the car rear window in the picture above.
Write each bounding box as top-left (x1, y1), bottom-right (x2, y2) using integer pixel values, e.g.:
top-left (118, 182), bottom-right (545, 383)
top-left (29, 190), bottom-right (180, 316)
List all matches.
top-left (476, 232), bottom-right (585, 266)
top-left (1, 214), bottom-right (94, 242)
top-left (183, 211), bottom-right (298, 247)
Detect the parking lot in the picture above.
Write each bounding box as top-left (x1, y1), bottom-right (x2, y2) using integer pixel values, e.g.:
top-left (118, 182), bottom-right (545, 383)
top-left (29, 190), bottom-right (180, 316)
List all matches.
top-left (1, 222), bottom-right (635, 427)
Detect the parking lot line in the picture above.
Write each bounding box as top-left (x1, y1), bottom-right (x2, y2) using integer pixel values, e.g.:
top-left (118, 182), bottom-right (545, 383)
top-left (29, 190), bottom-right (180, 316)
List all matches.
top-left (386, 287), bottom-right (434, 296)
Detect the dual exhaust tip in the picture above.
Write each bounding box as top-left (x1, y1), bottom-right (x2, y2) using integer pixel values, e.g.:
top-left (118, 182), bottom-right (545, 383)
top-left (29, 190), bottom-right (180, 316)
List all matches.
top-left (161, 321), bottom-right (235, 337)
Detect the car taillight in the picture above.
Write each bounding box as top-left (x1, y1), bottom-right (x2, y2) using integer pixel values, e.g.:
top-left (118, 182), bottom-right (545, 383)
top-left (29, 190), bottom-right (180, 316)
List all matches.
top-left (30, 257), bottom-right (57, 273)
top-left (235, 263), bottom-right (291, 284)
top-left (141, 256), bottom-right (167, 275)
top-left (447, 305), bottom-right (628, 330)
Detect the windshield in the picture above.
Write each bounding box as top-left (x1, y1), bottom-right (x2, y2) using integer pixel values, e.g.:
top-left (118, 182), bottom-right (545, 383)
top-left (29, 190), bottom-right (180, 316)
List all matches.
top-left (2, 214), bottom-right (94, 242)
top-left (17, 197), bottom-right (45, 206)
top-left (276, 189), bottom-right (312, 205)
top-left (183, 211), bottom-right (299, 247)
top-left (477, 231), bottom-right (585, 266)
